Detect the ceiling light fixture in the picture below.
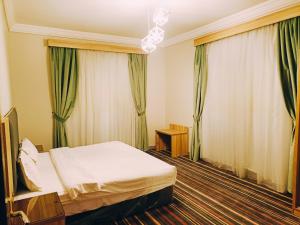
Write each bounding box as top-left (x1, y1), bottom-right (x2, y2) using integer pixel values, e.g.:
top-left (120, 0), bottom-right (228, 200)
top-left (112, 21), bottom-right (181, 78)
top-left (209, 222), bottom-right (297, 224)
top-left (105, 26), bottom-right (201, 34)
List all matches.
top-left (148, 26), bottom-right (165, 45)
top-left (141, 7), bottom-right (169, 54)
top-left (153, 8), bottom-right (169, 27)
top-left (141, 35), bottom-right (157, 53)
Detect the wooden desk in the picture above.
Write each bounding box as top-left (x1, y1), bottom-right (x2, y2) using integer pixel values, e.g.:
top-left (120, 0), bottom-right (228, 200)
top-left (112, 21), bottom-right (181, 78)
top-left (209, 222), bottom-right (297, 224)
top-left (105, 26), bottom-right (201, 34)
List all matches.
top-left (155, 124), bottom-right (188, 158)
top-left (10, 192), bottom-right (65, 225)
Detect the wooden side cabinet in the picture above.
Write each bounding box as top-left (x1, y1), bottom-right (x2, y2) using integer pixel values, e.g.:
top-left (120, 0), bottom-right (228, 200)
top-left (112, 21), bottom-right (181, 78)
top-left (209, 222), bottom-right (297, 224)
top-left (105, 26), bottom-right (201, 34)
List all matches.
top-left (156, 124), bottom-right (189, 158)
top-left (10, 192), bottom-right (65, 225)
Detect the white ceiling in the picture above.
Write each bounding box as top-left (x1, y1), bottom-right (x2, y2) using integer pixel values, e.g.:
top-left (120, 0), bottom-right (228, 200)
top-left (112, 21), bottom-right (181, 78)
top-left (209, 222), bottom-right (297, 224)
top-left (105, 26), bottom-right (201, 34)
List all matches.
top-left (10, 0), bottom-right (267, 39)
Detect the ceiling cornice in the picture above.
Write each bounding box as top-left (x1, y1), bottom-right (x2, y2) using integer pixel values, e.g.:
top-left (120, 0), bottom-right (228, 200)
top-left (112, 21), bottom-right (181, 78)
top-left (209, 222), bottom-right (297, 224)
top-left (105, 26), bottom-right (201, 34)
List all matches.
top-left (3, 0), bottom-right (300, 47)
top-left (3, 0), bottom-right (141, 46)
top-left (162, 0), bottom-right (300, 47)
top-left (10, 23), bottom-right (141, 46)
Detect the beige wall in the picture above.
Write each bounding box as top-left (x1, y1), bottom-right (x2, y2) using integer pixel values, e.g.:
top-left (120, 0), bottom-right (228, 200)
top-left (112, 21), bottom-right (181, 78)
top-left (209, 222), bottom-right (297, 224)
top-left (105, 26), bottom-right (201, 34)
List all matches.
top-left (147, 48), bottom-right (167, 146)
top-left (0, 1), bottom-right (12, 116)
top-left (8, 33), bottom-right (53, 150)
top-left (7, 32), bottom-right (166, 149)
top-left (165, 40), bottom-right (195, 143)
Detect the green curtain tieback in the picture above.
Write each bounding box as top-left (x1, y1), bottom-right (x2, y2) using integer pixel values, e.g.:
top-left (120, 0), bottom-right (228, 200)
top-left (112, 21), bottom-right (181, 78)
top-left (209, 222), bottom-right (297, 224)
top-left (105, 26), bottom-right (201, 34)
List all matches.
top-left (52, 112), bottom-right (68, 123)
top-left (193, 115), bottom-right (200, 121)
top-left (137, 111), bottom-right (145, 116)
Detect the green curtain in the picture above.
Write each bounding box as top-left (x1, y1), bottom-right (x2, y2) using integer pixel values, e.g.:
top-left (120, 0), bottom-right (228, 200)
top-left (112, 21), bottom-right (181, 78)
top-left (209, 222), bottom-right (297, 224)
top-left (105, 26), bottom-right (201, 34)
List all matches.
top-left (190, 45), bottom-right (208, 161)
top-left (277, 17), bottom-right (300, 193)
top-left (50, 47), bottom-right (78, 148)
top-left (128, 54), bottom-right (148, 150)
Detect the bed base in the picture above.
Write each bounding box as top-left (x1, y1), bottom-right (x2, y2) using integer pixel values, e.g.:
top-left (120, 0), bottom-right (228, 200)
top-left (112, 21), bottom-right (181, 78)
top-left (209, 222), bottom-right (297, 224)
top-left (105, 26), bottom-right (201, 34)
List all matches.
top-left (66, 186), bottom-right (173, 225)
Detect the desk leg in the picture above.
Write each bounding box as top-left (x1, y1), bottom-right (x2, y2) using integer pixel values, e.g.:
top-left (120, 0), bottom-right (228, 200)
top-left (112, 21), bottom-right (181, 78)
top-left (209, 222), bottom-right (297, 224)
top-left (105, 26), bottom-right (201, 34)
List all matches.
top-left (181, 133), bottom-right (188, 156)
top-left (155, 132), bottom-right (166, 151)
top-left (171, 134), bottom-right (188, 158)
top-left (171, 136), bottom-right (180, 158)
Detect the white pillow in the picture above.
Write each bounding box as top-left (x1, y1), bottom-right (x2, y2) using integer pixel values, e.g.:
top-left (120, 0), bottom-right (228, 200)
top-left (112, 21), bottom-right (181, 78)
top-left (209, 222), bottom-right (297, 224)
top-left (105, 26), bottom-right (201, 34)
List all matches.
top-left (20, 138), bottom-right (39, 163)
top-left (18, 150), bottom-right (42, 191)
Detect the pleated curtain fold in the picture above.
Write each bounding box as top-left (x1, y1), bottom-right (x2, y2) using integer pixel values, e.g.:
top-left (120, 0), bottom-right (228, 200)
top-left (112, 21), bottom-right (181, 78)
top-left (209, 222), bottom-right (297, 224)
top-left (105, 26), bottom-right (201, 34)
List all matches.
top-left (201, 24), bottom-right (292, 193)
top-left (66, 50), bottom-right (137, 147)
top-left (277, 17), bottom-right (300, 193)
top-left (49, 47), bottom-right (78, 148)
top-left (190, 45), bottom-right (208, 161)
top-left (128, 54), bottom-right (149, 150)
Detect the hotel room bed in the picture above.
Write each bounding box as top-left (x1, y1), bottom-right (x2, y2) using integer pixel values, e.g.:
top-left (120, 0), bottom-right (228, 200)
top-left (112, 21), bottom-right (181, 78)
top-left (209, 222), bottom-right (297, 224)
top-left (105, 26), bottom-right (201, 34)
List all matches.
top-left (15, 141), bottom-right (177, 216)
top-left (1, 107), bottom-right (177, 223)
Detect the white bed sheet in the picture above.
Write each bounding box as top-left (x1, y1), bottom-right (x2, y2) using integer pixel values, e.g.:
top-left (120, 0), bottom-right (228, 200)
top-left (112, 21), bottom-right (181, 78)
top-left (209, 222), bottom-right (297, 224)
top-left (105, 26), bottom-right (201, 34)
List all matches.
top-left (14, 151), bottom-right (66, 200)
top-left (14, 142), bottom-right (177, 216)
top-left (49, 141), bottom-right (176, 199)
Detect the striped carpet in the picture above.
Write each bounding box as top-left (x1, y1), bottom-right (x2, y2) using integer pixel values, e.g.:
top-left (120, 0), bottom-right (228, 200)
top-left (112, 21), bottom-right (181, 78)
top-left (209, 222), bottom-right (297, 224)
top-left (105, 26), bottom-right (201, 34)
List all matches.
top-left (112, 149), bottom-right (300, 225)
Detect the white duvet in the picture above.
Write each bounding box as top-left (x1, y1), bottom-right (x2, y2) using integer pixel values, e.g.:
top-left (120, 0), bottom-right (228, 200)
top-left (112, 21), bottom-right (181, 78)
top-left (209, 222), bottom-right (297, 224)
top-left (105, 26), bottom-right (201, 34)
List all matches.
top-left (49, 141), bottom-right (177, 199)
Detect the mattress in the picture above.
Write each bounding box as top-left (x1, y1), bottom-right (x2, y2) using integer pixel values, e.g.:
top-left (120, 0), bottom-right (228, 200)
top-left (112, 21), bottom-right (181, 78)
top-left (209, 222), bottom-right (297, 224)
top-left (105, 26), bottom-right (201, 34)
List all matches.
top-left (14, 142), bottom-right (177, 216)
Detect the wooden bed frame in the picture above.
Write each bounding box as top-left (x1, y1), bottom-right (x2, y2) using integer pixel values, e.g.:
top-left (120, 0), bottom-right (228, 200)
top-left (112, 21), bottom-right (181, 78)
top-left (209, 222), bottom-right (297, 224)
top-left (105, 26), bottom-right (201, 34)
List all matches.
top-left (1, 108), bottom-right (31, 224)
top-left (0, 107), bottom-right (173, 224)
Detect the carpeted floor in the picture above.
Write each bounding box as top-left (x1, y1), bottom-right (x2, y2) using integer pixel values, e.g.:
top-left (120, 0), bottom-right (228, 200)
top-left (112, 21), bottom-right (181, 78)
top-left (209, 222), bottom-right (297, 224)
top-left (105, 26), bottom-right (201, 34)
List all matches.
top-left (112, 149), bottom-right (300, 225)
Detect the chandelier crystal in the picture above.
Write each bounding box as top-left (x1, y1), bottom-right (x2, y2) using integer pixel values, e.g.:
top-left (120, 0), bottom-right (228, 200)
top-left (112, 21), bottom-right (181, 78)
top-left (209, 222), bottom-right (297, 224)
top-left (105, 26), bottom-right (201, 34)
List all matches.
top-left (141, 35), bottom-right (157, 53)
top-left (141, 7), bottom-right (169, 53)
top-left (148, 26), bottom-right (165, 45)
top-left (153, 8), bottom-right (169, 27)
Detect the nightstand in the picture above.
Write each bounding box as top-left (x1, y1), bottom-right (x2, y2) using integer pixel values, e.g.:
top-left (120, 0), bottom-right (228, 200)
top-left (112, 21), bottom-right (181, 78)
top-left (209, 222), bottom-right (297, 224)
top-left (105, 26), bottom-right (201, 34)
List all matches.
top-left (10, 192), bottom-right (65, 225)
top-left (35, 145), bottom-right (44, 152)
top-left (156, 124), bottom-right (189, 157)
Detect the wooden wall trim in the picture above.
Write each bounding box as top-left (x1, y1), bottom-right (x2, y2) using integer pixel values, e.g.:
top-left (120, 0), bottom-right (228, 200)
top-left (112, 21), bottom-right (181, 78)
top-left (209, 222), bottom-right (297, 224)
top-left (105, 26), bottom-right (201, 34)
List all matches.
top-left (293, 50), bottom-right (300, 212)
top-left (194, 4), bottom-right (300, 46)
top-left (47, 39), bottom-right (146, 54)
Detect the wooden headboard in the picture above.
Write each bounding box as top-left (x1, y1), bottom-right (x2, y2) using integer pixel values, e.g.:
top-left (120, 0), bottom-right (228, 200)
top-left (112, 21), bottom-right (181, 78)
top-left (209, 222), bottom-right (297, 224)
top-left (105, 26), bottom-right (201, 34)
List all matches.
top-left (0, 116), bottom-right (8, 224)
top-left (1, 107), bottom-right (20, 199)
top-left (1, 108), bottom-right (32, 223)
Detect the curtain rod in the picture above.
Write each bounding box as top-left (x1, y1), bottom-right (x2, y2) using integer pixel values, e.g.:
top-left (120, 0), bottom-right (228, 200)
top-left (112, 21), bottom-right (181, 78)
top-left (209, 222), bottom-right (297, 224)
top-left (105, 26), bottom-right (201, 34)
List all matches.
top-left (194, 4), bottom-right (300, 46)
top-left (47, 39), bottom-right (146, 54)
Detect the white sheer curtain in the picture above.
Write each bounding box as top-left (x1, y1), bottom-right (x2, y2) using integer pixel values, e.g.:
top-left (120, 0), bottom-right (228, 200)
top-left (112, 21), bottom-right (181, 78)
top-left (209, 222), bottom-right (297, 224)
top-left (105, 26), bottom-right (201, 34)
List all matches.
top-left (66, 50), bottom-right (137, 147)
top-left (202, 24), bottom-right (292, 193)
